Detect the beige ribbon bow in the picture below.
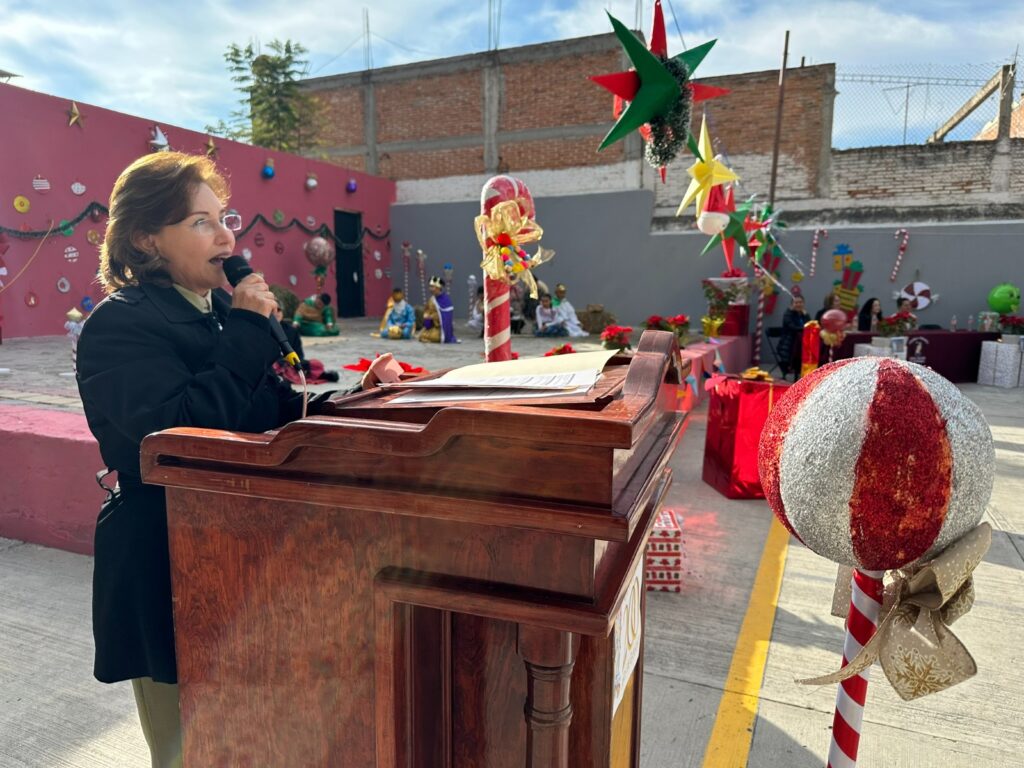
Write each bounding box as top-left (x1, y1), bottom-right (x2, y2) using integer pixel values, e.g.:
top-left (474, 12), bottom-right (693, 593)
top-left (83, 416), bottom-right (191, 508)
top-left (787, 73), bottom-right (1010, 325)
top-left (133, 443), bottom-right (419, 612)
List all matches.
top-left (474, 200), bottom-right (548, 299)
top-left (802, 523), bottom-right (991, 701)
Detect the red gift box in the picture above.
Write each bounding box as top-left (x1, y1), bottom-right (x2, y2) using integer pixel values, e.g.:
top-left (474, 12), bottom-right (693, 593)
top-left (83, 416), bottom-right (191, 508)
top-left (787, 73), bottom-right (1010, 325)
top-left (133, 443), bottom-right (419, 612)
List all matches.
top-left (702, 376), bottom-right (790, 499)
top-left (645, 509), bottom-right (682, 591)
top-left (719, 304), bottom-right (750, 336)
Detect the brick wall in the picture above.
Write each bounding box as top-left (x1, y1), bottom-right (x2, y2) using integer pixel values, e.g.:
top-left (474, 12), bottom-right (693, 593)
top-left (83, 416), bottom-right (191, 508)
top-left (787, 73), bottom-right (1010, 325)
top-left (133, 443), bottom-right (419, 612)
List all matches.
top-left (831, 142), bottom-right (997, 199)
top-left (303, 37), bottom-right (834, 186)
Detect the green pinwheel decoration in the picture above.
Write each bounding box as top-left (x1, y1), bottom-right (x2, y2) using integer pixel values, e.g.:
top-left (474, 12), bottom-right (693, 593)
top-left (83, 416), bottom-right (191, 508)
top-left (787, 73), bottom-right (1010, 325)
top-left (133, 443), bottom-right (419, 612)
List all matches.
top-left (590, 0), bottom-right (728, 178)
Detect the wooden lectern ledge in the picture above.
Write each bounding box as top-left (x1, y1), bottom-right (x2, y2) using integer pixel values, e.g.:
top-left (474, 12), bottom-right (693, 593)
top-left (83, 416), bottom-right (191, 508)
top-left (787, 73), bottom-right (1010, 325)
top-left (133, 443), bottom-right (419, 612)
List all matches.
top-left (141, 330), bottom-right (689, 768)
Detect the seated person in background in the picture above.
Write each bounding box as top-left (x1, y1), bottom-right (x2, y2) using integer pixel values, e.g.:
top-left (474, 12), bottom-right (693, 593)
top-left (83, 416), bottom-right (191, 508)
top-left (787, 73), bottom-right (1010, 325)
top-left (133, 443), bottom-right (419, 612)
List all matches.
top-left (419, 276), bottom-right (459, 343)
top-left (273, 301), bottom-right (340, 383)
top-left (895, 297), bottom-right (919, 327)
top-left (553, 283), bottom-right (588, 337)
top-left (814, 291), bottom-right (842, 323)
top-left (294, 292), bottom-right (340, 336)
top-left (522, 278), bottom-right (549, 333)
top-left (509, 280), bottom-right (526, 334)
top-left (534, 293), bottom-right (568, 337)
top-left (858, 297), bottom-right (882, 332)
top-left (379, 287), bottom-right (416, 339)
top-left (467, 285), bottom-right (485, 336)
top-left (778, 295), bottom-right (810, 378)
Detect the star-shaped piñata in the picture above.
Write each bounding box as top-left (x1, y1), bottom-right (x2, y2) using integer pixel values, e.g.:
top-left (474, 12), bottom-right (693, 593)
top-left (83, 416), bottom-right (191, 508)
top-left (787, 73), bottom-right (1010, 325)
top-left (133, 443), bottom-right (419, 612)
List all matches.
top-left (676, 115), bottom-right (739, 217)
top-left (590, 0), bottom-right (728, 178)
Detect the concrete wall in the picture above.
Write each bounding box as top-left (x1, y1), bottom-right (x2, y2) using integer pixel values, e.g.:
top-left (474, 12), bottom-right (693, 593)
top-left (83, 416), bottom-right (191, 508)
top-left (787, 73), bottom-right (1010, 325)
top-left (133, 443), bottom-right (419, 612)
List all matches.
top-left (392, 189), bottom-right (1024, 333)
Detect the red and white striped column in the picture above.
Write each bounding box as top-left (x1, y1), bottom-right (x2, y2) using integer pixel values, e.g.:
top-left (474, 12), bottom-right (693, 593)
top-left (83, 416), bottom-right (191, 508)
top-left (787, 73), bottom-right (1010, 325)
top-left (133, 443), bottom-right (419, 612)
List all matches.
top-left (484, 276), bottom-right (512, 362)
top-left (827, 568), bottom-right (884, 768)
top-left (752, 266), bottom-right (766, 366)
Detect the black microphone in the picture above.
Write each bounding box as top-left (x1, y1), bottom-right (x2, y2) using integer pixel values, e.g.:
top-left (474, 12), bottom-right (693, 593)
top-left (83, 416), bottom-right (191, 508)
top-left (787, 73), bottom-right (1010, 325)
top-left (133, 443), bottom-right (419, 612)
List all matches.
top-left (222, 255), bottom-right (301, 369)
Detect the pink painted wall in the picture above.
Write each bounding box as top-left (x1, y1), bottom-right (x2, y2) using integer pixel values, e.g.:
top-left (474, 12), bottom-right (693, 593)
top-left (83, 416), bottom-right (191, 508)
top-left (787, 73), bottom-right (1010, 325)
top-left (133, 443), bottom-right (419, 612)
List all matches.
top-left (0, 404), bottom-right (108, 554)
top-left (0, 83), bottom-right (396, 339)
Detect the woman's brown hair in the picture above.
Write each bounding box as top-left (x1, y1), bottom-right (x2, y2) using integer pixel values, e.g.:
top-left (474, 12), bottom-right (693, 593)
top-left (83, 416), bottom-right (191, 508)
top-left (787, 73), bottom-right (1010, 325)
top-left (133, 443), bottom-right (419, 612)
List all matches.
top-left (99, 152), bottom-right (230, 293)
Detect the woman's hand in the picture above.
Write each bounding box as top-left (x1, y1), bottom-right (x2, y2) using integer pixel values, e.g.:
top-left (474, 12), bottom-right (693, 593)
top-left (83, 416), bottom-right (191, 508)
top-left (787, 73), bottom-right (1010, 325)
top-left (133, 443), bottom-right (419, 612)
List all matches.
top-left (361, 353), bottom-right (403, 390)
top-left (231, 273), bottom-right (277, 317)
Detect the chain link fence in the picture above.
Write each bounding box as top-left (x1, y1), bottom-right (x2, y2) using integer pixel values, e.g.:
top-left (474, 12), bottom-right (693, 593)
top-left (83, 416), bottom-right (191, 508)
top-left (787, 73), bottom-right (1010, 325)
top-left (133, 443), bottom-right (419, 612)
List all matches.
top-left (832, 58), bottom-right (1020, 149)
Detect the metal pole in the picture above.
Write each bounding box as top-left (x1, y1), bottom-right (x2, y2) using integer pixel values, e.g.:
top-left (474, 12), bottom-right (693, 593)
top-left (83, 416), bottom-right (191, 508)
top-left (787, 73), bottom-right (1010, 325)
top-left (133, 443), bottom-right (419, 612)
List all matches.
top-left (903, 83), bottom-right (910, 144)
top-left (768, 31), bottom-right (790, 206)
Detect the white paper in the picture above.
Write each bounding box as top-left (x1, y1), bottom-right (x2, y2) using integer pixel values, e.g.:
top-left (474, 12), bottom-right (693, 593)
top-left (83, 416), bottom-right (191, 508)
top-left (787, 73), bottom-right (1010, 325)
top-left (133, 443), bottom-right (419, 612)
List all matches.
top-left (382, 349), bottom-right (618, 391)
top-left (390, 383), bottom-right (593, 405)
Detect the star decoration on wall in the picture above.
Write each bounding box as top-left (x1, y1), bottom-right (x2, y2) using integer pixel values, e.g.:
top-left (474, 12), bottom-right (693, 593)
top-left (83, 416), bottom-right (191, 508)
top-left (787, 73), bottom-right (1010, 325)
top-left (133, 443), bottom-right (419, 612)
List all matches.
top-left (676, 115), bottom-right (738, 217)
top-left (150, 125), bottom-right (169, 152)
top-left (204, 137), bottom-right (218, 158)
top-left (67, 101), bottom-right (83, 127)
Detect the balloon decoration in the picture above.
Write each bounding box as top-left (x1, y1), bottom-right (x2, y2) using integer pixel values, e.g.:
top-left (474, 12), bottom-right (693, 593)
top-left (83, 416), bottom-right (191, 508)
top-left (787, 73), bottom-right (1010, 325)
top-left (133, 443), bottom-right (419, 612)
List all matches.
top-left (305, 173), bottom-right (318, 191)
top-left (760, 357), bottom-right (994, 766)
top-left (987, 282), bottom-right (1021, 314)
top-left (346, 178), bottom-right (358, 193)
top-left (819, 308), bottom-right (847, 361)
top-left (589, 0), bottom-right (727, 180)
top-left (304, 236), bottom-right (334, 292)
top-left (262, 158), bottom-right (276, 179)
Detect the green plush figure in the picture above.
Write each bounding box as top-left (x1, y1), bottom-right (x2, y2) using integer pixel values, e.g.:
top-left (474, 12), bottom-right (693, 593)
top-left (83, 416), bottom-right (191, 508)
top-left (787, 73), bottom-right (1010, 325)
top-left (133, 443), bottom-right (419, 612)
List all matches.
top-left (987, 283), bottom-right (1021, 315)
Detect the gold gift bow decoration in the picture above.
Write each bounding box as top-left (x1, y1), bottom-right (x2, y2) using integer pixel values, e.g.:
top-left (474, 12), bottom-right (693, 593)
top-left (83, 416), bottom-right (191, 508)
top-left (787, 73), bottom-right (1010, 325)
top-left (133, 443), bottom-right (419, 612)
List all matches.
top-left (801, 522), bottom-right (991, 701)
top-left (474, 199), bottom-right (548, 299)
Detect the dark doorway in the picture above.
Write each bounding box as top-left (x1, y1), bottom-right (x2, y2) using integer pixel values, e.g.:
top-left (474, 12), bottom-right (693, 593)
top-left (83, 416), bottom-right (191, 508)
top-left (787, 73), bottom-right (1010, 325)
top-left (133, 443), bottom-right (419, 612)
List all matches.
top-left (334, 210), bottom-right (365, 317)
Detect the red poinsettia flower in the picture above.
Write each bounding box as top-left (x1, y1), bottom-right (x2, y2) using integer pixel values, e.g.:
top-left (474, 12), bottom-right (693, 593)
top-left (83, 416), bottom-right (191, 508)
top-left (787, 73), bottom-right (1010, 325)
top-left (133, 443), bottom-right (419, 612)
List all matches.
top-left (544, 343), bottom-right (576, 356)
top-left (668, 314), bottom-right (690, 327)
top-left (644, 315), bottom-right (664, 329)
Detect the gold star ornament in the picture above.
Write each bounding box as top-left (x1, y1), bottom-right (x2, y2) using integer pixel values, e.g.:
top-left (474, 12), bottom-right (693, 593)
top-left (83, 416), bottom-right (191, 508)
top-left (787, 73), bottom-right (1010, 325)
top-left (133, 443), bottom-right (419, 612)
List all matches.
top-left (67, 101), bottom-right (83, 127)
top-left (675, 115), bottom-right (738, 217)
top-left (205, 137), bottom-right (218, 158)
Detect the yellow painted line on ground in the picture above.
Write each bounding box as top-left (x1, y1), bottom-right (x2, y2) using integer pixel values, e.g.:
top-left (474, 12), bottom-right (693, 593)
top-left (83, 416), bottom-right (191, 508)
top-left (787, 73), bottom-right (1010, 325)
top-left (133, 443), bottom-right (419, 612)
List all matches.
top-left (701, 517), bottom-right (791, 768)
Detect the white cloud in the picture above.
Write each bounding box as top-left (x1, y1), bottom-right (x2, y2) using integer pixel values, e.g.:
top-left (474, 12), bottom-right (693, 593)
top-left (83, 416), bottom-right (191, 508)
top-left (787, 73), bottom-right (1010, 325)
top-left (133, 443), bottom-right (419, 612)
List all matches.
top-left (0, 0), bottom-right (1020, 138)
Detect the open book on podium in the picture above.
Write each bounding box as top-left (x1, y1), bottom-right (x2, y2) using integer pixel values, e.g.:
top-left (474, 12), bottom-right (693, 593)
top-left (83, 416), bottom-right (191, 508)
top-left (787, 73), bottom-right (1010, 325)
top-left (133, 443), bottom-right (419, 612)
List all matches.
top-left (139, 330), bottom-right (691, 768)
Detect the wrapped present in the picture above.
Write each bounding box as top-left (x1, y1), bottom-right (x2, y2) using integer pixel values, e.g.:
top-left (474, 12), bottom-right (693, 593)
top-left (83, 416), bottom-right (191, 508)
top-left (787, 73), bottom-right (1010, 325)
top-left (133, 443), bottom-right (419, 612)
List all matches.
top-left (645, 509), bottom-right (682, 591)
top-left (978, 340), bottom-right (1023, 388)
top-left (645, 566), bottom-right (682, 592)
top-left (854, 343), bottom-right (889, 357)
top-left (703, 375), bottom-right (791, 499)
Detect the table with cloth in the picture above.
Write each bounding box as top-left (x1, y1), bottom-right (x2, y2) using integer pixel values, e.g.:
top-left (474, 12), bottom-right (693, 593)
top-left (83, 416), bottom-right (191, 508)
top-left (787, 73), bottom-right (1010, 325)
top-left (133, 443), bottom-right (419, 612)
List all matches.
top-left (836, 330), bottom-right (998, 382)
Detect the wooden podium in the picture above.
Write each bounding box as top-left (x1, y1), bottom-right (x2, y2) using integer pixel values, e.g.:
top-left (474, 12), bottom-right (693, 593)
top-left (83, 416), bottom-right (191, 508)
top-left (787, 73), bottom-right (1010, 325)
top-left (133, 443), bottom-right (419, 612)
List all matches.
top-left (141, 330), bottom-right (688, 767)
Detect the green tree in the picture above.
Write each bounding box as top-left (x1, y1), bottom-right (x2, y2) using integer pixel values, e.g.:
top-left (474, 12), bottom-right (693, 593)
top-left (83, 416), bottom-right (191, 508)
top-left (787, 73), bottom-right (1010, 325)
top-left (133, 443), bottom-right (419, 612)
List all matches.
top-left (206, 39), bottom-right (323, 153)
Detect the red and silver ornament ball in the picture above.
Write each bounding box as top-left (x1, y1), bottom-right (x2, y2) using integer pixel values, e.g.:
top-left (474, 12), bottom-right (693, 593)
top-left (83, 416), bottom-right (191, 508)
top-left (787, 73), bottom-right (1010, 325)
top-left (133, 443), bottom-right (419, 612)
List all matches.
top-left (759, 357), bottom-right (994, 571)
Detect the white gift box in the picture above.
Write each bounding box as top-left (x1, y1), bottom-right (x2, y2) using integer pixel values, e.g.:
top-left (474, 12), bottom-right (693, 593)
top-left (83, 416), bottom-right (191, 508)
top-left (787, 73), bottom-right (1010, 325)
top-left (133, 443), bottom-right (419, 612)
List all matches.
top-left (977, 341), bottom-right (1023, 388)
top-left (854, 344), bottom-right (891, 357)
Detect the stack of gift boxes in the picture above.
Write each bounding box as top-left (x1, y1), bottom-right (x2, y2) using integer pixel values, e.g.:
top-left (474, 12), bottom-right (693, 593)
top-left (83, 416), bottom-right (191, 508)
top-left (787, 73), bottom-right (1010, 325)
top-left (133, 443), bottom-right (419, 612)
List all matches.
top-left (977, 338), bottom-right (1024, 388)
top-left (645, 509), bottom-right (682, 592)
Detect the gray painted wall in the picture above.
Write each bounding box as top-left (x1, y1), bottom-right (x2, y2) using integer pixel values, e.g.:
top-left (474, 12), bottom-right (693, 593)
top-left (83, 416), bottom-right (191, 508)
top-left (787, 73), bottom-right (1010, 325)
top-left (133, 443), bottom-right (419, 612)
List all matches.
top-left (390, 191), bottom-right (1024, 334)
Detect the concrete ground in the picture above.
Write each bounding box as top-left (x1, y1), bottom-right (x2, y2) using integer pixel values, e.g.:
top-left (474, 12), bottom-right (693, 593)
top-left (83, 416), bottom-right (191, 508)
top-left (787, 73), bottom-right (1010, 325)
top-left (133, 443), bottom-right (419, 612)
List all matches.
top-left (1, 319), bottom-right (1022, 767)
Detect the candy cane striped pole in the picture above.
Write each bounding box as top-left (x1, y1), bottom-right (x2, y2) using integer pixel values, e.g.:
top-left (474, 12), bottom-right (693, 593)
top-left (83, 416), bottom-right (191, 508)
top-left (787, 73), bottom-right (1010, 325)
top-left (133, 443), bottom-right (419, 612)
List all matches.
top-left (401, 242), bottom-right (411, 299)
top-left (484, 276), bottom-right (512, 362)
top-left (890, 229), bottom-right (909, 282)
top-left (810, 228), bottom-right (828, 277)
top-left (752, 266), bottom-right (766, 365)
top-left (827, 568), bottom-right (884, 768)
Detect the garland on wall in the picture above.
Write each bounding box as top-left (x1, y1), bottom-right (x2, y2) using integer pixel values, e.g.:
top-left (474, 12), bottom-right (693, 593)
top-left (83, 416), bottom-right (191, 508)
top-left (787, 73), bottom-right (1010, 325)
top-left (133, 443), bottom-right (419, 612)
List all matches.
top-left (0, 201), bottom-right (390, 250)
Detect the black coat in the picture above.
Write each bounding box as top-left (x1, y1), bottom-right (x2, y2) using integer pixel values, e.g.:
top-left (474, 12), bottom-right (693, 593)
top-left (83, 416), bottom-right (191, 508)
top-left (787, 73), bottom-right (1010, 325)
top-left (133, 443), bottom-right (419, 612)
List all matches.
top-left (76, 282), bottom-right (307, 684)
top-left (778, 309), bottom-right (810, 370)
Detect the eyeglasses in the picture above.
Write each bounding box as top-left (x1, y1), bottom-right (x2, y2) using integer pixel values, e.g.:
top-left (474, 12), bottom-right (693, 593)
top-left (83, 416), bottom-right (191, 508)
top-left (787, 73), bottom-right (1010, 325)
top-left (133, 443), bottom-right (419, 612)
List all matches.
top-left (186, 213), bottom-right (243, 235)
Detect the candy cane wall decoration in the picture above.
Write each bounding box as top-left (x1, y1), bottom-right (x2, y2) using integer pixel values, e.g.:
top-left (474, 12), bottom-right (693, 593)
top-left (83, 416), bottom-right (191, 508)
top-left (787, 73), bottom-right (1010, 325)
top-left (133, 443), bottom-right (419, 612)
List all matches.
top-left (891, 229), bottom-right (909, 282)
top-left (810, 228), bottom-right (828, 277)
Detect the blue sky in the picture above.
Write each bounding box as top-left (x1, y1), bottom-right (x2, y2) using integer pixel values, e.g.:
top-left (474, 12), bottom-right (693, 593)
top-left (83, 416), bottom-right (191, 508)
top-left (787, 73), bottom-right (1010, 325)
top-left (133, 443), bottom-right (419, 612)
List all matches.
top-left (2, 0), bottom-right (1021, 144)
